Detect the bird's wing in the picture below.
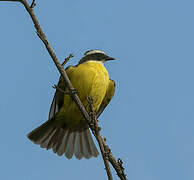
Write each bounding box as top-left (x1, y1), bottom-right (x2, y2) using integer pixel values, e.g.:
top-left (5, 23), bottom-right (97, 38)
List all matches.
top-left (97, 79), bottom-right (116, 118)
top-left (48, 66), bottom-right (74, 119)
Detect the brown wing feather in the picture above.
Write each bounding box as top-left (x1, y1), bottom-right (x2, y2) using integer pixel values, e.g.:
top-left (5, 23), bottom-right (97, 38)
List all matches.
top-left (97, 79), bottom-right (116, 118)
top-left (48, 66), bottom-right (74, 119)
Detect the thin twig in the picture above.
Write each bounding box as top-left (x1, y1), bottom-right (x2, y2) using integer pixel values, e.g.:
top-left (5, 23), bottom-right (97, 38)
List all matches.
top-left (0, 1), bottom-right (128, 180)
top-left (118, 159), bottom-right (126, 178)
top-left (52, 84), bottom-right (77, 96)
top-left (52, 84), bottom-right (66, 94)
top-left (61, 53), bottom-right (74, 66)
top-left (30, 0), bottom-right (35, 8)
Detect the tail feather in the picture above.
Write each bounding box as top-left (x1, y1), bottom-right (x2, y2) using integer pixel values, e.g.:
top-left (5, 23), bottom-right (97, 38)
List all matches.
top-left (27, 120), bottom-right (99, 159)
top-left (82, 130), bottom-right (92, 159)
top-left (40, 128), bottom-right (56, 148)
top-left (86, 129), bottom-right (99, 156)
top-left (57, 131), bottom-right (69, 156)
top-left (65, 132), bottom-right (76, 159)
top-left (47, 128), bottom-right (60, 150)
top-left (27, 120), bottom-right (54, 144)
top-left (53, 129), bottom-right (64, 153)
top-left (74, 132), bottom-right (83, 159)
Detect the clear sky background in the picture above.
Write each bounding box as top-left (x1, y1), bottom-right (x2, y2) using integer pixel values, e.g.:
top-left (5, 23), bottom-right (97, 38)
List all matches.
top-left (0, 0), bottom-right (194, 180)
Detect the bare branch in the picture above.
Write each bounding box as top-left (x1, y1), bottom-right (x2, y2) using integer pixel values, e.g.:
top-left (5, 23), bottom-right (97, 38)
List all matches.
top-left (15, 0), bottom-right (93, 124)
top-left (87, 96), bottom-right (113, 180)
top-left (87, 96), bottom-right (127, 180)
top-left (104, 142), bottom-right (128, 180)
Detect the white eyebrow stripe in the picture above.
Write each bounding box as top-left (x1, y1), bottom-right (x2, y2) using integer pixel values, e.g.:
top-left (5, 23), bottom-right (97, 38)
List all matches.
top-left (85, 50), bottom-right (106, 56)
top-left (87, 60), bottom-right (105, 65)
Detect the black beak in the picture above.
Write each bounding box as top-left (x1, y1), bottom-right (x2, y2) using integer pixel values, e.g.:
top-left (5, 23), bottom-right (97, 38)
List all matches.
top-left (105, 56), bottom-right (115, 61)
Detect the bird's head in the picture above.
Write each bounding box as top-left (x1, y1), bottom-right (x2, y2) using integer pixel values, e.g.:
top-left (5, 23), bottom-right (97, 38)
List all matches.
top-left (78, 50), bottom-right (115, 64)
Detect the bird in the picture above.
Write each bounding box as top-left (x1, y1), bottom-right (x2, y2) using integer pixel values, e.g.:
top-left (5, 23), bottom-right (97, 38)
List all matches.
top-left (27, 49), bottom-right (116, 159)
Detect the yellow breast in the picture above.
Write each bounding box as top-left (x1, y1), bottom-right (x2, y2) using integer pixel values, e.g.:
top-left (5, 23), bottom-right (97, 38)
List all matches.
top-left (57, 61), bottom-right (110, 128)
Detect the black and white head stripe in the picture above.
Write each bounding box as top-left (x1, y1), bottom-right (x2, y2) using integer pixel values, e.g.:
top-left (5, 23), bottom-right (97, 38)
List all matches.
top-left (79, 49), bottom-right (115, 64)
top-left (84, 49), bottom-right (107, 56)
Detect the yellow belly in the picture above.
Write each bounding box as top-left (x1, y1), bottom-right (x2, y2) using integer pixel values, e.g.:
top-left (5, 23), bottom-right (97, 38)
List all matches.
top-left (56, 61), bottom-right (109, 129)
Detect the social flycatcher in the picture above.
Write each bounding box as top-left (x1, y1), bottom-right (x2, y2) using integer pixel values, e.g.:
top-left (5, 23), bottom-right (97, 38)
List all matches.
top-left (27, 50), bottom-right (116, 159)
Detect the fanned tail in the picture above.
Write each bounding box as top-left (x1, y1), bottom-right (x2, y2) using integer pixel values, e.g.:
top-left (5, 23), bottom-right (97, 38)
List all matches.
top-left (27, 120), bottom-right (99, 159)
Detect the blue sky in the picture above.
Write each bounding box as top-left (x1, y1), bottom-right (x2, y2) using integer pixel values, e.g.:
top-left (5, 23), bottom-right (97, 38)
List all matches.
top-left (0, 0), bottom-right (194, 179)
